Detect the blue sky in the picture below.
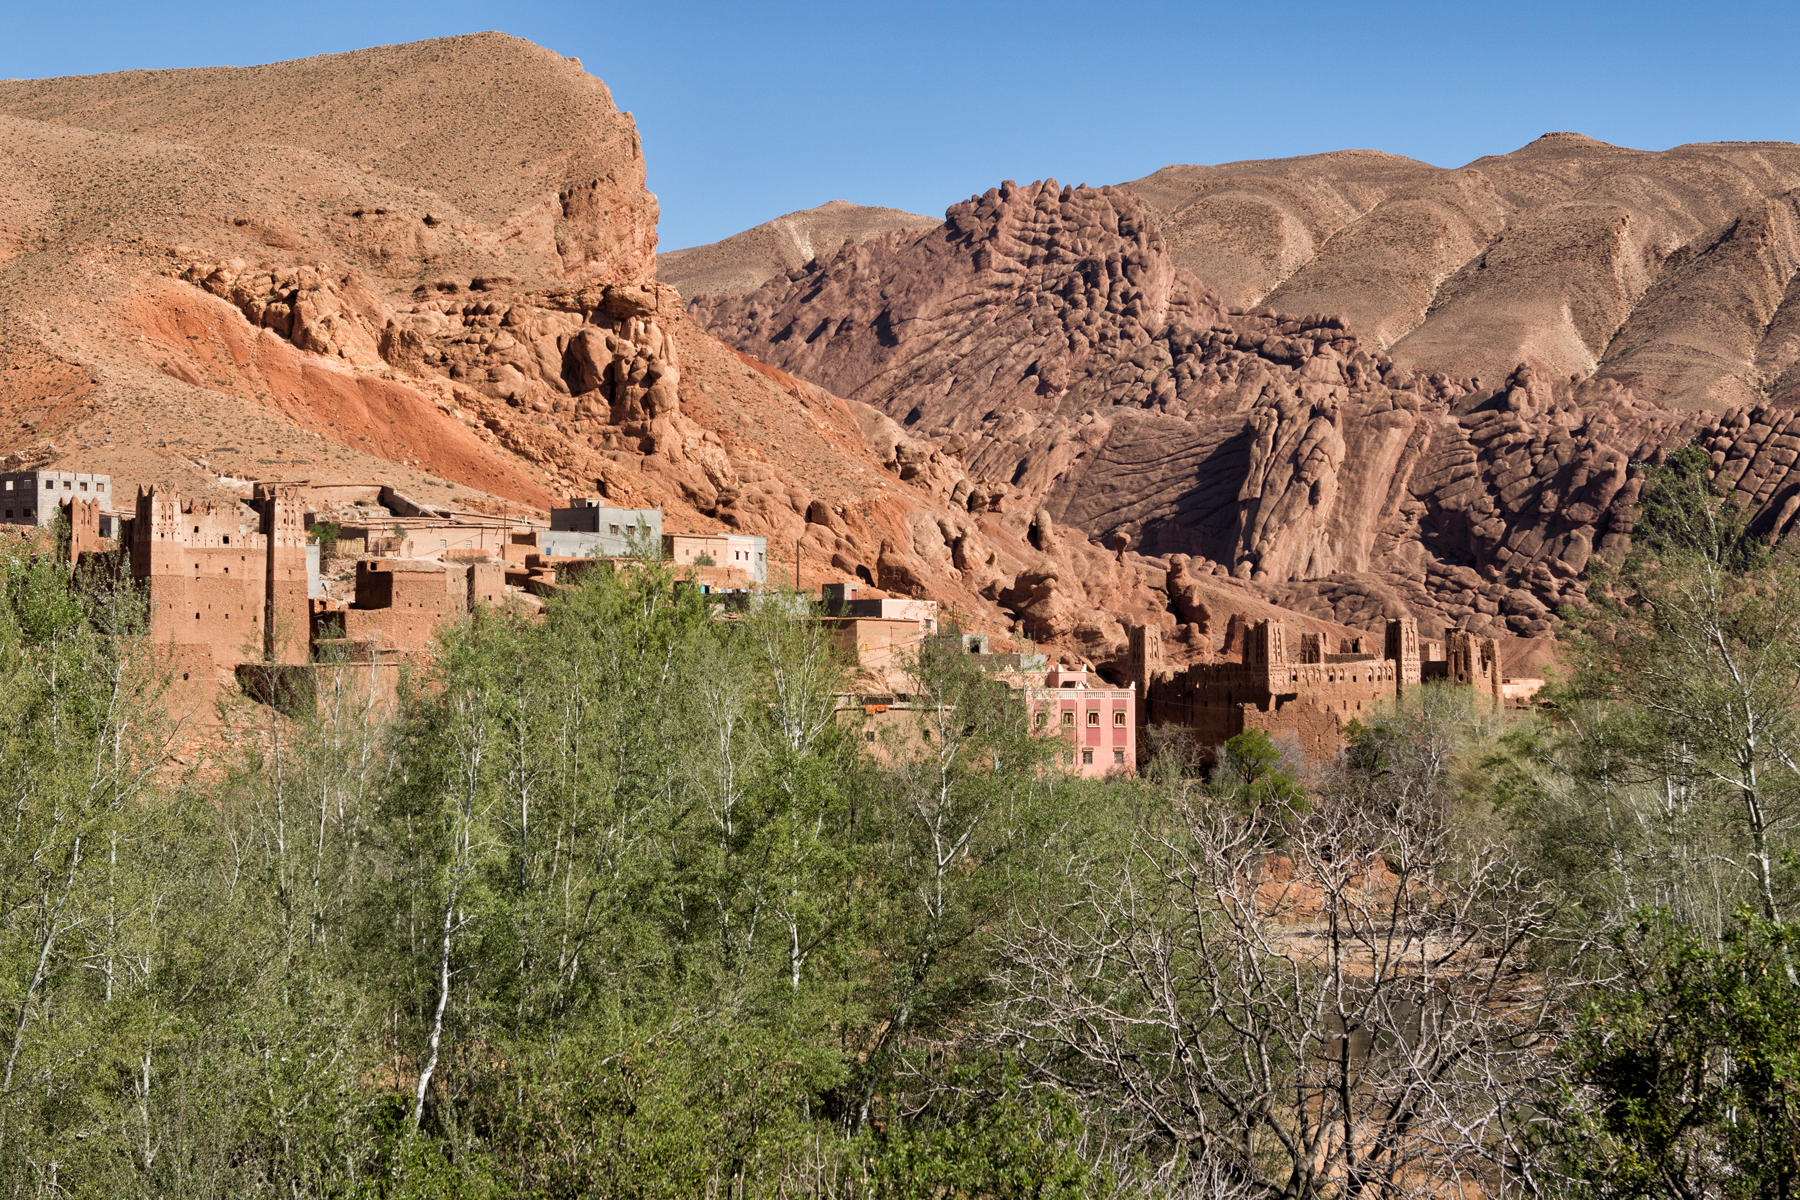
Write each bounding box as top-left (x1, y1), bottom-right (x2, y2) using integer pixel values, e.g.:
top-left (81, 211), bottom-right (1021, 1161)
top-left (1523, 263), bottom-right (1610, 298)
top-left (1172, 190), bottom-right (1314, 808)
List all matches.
top-left (3, 1), bottom-right (1797, 250)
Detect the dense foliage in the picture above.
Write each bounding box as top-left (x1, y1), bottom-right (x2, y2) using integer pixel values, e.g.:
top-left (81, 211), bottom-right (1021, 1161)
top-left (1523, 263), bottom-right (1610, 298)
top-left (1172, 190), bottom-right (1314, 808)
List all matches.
top-left (0, 445), bottom-right (1797, 1198)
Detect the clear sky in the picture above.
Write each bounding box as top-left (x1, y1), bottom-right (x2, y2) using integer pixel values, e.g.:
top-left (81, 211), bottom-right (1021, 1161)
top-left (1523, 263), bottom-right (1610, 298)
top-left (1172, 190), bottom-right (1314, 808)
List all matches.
top-left (3, 0), bottom-right (1798, 250)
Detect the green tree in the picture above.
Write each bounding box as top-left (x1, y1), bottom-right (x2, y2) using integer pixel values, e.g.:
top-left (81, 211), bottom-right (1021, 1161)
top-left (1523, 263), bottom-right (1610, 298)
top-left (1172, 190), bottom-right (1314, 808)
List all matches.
top-left (1555, 444), bottom-right (1800, 934)
top-left (849, 636), bottom-right (1060, 1130)
top-left (1560, 910), bottom-right (1800, 1200)
top-left (1215, 727), bottom-right (1307, 830)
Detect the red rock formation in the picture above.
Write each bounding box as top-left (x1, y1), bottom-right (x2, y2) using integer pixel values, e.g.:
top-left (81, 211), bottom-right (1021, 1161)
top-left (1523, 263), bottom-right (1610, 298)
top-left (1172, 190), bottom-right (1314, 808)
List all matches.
top-left (0, 38), bottom-right (1311, 676)
top-left (1122, 136), bottom-right (1800, 411)
top-left (692, 178), bottom-right (1800, 661)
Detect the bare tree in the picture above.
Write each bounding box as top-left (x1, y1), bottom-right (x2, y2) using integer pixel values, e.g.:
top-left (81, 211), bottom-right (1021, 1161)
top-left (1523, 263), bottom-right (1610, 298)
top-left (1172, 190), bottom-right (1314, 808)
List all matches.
top-left (993, 774), bottom-right (1572, 1198)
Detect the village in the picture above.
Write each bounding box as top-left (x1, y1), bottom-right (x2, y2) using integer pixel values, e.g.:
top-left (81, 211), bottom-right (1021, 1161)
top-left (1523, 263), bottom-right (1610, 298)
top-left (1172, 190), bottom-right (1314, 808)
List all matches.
top-left (14, 467), bottom-right (1539, 775)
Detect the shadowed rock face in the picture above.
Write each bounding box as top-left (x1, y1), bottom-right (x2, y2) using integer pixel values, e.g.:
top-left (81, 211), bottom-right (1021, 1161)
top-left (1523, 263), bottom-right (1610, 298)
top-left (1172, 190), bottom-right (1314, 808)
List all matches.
top-left (693, 177), bottom-right (1800, 646)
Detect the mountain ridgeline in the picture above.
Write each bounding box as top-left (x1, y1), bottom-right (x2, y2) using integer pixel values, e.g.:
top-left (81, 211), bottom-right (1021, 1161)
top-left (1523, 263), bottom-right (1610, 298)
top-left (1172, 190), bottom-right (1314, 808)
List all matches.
top-left (690, 163), bottom-right (1800, 648)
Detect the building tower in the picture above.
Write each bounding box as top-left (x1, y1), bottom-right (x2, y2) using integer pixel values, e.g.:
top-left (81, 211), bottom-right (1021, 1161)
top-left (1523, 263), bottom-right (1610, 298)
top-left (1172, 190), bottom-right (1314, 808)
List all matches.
top-left (1247, 619), bottom-right (1288, 693)
top-left (1444, 628), bottom-right (1505, 707)
top-left (1125, 624), bottom-right (1163, 724)
top-left (254, 483), bottom-right (309, 665)
top-left (1384, 616), bottom-right (1421, 697)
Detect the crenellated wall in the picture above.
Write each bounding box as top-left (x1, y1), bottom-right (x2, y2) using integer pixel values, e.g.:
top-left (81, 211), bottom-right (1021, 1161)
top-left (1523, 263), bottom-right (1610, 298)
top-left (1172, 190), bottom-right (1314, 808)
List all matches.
top-left (1134, 614), bottom-right (1497, 761)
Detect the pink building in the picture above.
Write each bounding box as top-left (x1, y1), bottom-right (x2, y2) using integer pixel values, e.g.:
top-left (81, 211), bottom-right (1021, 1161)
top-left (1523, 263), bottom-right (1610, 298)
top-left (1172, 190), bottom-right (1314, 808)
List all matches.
top-left (1027, 664), bottom-right (1137, 777)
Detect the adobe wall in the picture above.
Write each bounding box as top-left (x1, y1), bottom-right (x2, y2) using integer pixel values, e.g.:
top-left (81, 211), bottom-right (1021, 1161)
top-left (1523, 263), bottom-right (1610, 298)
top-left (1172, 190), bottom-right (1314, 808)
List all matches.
top-left (468, 562), bottom-right (507, 608)
top-left (345, 559), bottom-right (471, 652)
top-left (341, 608), bottom-right (449, 653)
top-left (151, 642), bottom-right (225, 730)
top-left (254, 483), bottom-right (309, 665)
top-left (63, 497), bottom-right (109, 565)
top-left (826, 616), bottom-right (924, 676)
top-left (1132, 614), bottom-right (1495, 763)
top-left (131, 488), bottom-right (271, 674)
top-left (1241, 698), bottom-right (1358, 765)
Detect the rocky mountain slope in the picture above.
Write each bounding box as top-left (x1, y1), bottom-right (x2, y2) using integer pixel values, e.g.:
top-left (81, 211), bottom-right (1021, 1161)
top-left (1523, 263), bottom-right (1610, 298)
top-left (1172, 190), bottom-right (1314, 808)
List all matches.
top-left (0, 34), bottom-right (1370, 675)
top-left (659, 200), bottom-right (938, 299)
top-left (692, 177), bottom-right (1800, 651)
top-left (1124, 136), bottom-right (1800, 412)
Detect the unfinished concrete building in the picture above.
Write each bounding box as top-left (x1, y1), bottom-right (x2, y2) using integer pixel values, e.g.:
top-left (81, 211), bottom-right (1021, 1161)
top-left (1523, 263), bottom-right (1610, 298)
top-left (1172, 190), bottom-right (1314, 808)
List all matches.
top-left (1127, 616), bottom-right (1503, 762)
top-left (2, 470), bottom-right (119, 535)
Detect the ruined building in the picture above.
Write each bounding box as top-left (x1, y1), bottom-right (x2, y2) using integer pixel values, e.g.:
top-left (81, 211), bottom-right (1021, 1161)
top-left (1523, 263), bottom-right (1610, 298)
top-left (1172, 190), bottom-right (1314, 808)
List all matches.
top-left (1126, 616), bottom-right (1503, 762)
top-left (130, 484), bottom-right (311, 720)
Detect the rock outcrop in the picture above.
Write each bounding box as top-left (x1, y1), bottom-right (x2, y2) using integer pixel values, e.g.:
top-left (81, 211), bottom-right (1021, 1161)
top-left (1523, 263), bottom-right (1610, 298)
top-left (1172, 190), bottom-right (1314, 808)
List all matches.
top-left (0, 36), bottom-right (1338, 675)
top-left (693, 178), bottom-right (1800, 654)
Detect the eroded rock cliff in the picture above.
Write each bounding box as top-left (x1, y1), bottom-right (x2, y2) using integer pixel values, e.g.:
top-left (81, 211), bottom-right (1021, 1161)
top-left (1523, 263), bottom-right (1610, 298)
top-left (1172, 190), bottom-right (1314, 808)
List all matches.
top-left (694, 178), bottom-right (1800, 652)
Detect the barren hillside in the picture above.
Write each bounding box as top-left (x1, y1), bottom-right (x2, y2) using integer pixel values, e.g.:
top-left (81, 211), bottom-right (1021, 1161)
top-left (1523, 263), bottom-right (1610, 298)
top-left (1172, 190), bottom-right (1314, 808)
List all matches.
top-left (1124, 135), bottom-right (1800, 411)
top-left (0, 33), bottom-right (1370, 674)
top-left (659, 200), bottom-right (938, 299)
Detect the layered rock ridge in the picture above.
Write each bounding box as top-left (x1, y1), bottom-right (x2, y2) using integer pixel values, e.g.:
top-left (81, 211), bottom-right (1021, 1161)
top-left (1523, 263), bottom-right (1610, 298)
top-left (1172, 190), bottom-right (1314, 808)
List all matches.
top-left (693, 178), bottom-right (1800, 645)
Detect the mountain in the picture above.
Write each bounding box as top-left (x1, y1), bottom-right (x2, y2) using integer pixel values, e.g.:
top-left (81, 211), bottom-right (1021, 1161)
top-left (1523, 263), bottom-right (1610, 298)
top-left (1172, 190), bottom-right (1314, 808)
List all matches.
top-left (0, 34), bottom-right (1368, 674)
top-left (659, 200), bottom-right (938, 299)
top-left (1123, 135), bottom-right (1800, 412)
top-left (690, 175), bottom-right (1800, 652)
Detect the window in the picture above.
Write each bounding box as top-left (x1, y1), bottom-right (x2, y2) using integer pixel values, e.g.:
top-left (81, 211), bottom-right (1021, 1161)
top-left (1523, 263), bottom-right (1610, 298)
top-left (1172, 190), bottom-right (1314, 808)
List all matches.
top-left (1087, 711), bottom-right (1099, 727)
top-left (1081, 748), bottom-right (1094, 765)
top-left (1113, 748), bottom-right (1125, 765)
top-left (3, 481), bottom-right (10, 491)
top-left (1060, 711), bottom-right (1073, 727)
top-left (1115, 711), bottom-right (1126, 726)
top-left (79, 482), bottom-right (87, 491)
top-left (609, 524), bottom-right (620, 535)
top-left (1063, 749), bottom-right (1074, 765)
top-left (62, 481), bottom-right (70, 489)
top-left (96, 483), bottom-right (104, 492)
top-left (1035, 711), bottom-right (1047, 728)
top-left (222, 535), bottom-right (229, 545)
top-left (44, 481), bottom-right (52, 490)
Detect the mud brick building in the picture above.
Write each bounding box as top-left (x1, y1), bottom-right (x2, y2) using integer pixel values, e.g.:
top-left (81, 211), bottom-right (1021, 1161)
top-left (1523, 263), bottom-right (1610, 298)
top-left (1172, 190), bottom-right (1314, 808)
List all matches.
top-left (1127, 616), bottom-right (1503, 762)
top-left (665, 531), bottom-right (767, 584)
top-left (130, 483), bottom-right (311, 721)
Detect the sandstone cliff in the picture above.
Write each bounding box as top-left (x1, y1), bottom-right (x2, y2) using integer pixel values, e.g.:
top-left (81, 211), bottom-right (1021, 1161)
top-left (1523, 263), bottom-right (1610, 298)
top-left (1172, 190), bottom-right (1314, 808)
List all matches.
top-left (692, 178), bottom-right (1800, 659)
